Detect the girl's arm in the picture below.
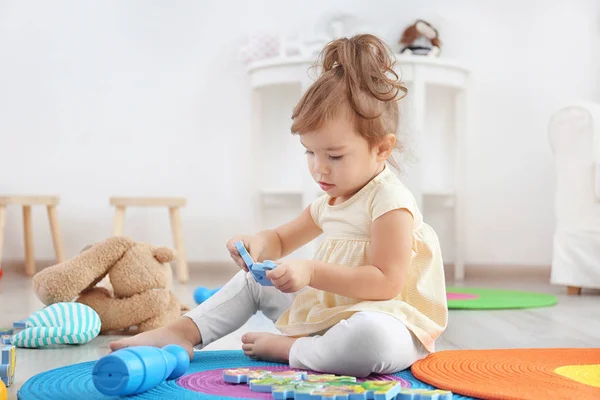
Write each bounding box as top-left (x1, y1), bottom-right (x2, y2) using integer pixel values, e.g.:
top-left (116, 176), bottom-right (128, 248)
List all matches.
top-left (309, 208), bottom-right (413, 300)
top-left (256, 206), bottom-right (323, 261)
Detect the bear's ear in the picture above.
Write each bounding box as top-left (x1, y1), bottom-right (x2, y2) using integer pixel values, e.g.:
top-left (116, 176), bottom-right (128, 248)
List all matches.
top-left (153, 247), bottom-right (176, 263)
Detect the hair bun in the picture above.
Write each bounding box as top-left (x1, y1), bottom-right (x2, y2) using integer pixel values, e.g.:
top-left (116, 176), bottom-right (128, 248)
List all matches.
top-left (319, 34), bottom-right (405, 109)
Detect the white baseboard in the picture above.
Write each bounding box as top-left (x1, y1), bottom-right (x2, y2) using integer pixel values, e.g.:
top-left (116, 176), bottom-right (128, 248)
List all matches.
top-left (444, 263), bottom-right (551, 281)
top-left (1, 259), bottom-right (551, 282)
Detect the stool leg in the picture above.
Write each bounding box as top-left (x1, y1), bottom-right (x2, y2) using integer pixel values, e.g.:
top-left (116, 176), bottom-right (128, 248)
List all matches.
top-left (22, 205), bottom-right (35, 276)
top-left (169, 206), bottom-right (188, 283)
top-left (567, 286), bottom-right (582, 295)
top-left (47, 205), bottom-right (66, 263)
top-left (0, 206), bottom-right (6, 271)
top-left (112, 206), bottom-right (126, 236)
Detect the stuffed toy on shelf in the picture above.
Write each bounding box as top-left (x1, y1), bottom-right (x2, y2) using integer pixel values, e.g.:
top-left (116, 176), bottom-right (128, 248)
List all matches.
top-left (399, 19), bottom-right (441, 57)
top-left (32, 236), bottom-right (189, 334)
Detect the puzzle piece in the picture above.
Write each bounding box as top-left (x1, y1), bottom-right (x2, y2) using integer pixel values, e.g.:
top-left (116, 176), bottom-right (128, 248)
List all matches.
top-left (12, 321), bottom-right (27, 335)
top-left (274, 380), bottom-right (401, 400)
top-left (0, 366), bottom-right (14, 387)
top-left (223, 368), bottom-right (453, 400)
top-left (272, 381), bottom-right (326, 400)
top-left (250, 372), bottom-right (309, 393)
top-left (250, 260), bottom-right (277, 286)
top-left (223, 368), bottom-right (271, 383)
top-left (223, 368), bottom-right (307, 388)
top-left (0, 345), bottom-right (15, 387)
top-left (0, 374), bottom-right (13, 388)
top-left (234, 241), bottom-right (277, 286)
top-left (234, 242), bottom-right (255, 268)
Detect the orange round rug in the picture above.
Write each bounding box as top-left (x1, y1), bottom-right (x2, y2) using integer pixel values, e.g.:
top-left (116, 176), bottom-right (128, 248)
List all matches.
top-left (411, 348), bottom-right (600, 400)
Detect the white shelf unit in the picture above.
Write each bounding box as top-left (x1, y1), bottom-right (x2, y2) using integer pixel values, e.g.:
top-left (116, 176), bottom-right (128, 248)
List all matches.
top-left (246, 54), bottom-right (471, 279)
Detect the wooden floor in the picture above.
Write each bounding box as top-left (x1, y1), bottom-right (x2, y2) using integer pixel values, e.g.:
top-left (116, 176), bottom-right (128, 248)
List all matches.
top-left (1, 265), bottom-right (598, 399)
top-left (438, 278), bottom-right (600, 350)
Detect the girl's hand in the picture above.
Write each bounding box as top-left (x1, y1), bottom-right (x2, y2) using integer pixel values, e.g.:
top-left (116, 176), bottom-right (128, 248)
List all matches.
top-left (226, 235), bottom-right (266, 271)
top-left (266, 259), bottom-right (314, 293)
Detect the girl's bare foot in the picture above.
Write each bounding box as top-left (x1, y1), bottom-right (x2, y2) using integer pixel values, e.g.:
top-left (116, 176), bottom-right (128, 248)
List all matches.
top-left (241, 332), bottom-right (296, 364)
top-left (109, 317), bottom-right (200, 360)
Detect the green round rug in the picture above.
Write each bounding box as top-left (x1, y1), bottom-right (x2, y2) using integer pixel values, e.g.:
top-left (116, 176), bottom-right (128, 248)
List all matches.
top-left (446, 287), bottom-right (558, 309)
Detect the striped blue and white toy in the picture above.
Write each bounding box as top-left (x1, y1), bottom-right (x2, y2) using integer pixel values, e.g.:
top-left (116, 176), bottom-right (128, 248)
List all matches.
top-left (11, 303), bottom-right (101, 348)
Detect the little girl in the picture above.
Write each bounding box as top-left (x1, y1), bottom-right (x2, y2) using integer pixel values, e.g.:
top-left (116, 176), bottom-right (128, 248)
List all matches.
top-left (110, 33), bottom-right (448, 378)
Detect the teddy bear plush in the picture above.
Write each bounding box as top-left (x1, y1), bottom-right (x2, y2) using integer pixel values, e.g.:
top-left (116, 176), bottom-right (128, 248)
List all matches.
top-left (32, 236), bottom-right (189, 334)
top-left (399, 19), bottom-right (441, 57)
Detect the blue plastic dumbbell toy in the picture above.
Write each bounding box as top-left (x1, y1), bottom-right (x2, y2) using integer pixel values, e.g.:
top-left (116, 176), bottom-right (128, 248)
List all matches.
top-left (234, 241), bottom-right (276, 286)
top-left (194, 286), bottom-right (220, 304)
top-left (92, 345), bottom-right (190, 396)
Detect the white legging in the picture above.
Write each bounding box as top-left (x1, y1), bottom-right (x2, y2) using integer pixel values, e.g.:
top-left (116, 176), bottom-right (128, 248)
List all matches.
top-left (185, 271), bottom-right (428, 377)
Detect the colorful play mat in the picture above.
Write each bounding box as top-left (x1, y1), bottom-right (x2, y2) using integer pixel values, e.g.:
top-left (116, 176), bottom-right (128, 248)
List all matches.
top-left (18, 348), bottom-right (600, 399)
top-left (446, 287), bottom-right (558, 309)
top-left (411, 348), bottom-right (600, 400)
top-left (18, 350), bottom-right (473, 399)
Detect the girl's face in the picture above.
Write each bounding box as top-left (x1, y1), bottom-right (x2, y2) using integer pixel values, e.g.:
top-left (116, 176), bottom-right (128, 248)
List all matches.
top-left (300, 116), bottom-right (394, 203)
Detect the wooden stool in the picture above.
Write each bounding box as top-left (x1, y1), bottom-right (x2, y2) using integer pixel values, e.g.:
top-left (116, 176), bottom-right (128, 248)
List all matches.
top-left (567, 286), bottom-right (582, 295)
top-left (0, 195), bottom-right (66, 276)
top-left (109, 197), bottom-right (189, 283)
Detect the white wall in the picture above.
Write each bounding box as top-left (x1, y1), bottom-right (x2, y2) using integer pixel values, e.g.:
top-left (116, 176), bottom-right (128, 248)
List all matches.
top-left (1, 0), bottom-right (599, 266)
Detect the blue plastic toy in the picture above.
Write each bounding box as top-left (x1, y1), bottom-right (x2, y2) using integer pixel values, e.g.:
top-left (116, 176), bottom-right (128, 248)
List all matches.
top-left (1, 344), bottom-right (15, 387)
top-left (92, 345), bottom-right (189, 396)
top-left (12, 321), bottom-right (26, 335)
top-left (194, 286), bottom-right (220, 304)
top-left (234, 241), bottom-right (277, 286)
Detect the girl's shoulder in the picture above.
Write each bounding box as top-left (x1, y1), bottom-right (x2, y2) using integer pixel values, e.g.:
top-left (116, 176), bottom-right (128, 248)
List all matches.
top-left (368, 166), bottom-right (415, 201)
top-left (309, 193), bottom-right (330, 229)
top-left (368, 170), bottom-right (422, 225)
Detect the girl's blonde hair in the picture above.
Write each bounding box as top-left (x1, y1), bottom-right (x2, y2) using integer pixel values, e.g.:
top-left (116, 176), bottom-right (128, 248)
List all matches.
top-left (291, 34), bottom-right (407, 167)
